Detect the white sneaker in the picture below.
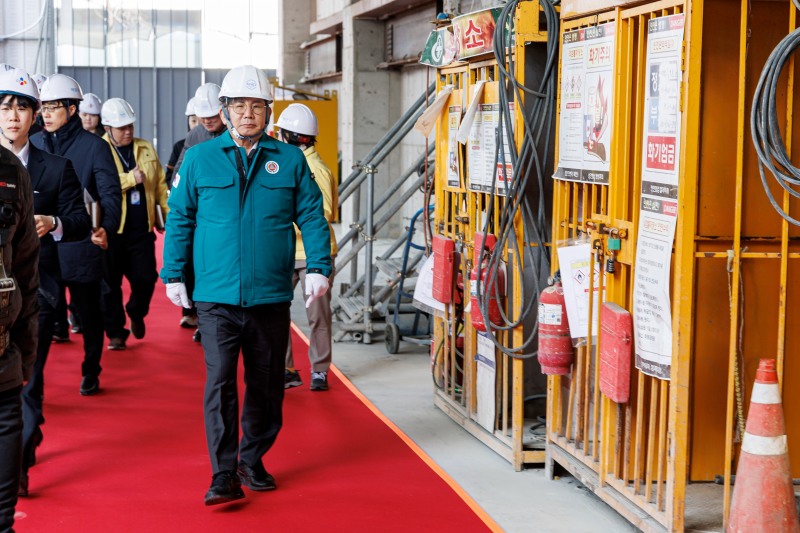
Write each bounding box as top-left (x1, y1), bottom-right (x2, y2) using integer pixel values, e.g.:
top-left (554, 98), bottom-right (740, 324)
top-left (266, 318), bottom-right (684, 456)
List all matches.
top-left (310, 371), bottom-right (328, 391)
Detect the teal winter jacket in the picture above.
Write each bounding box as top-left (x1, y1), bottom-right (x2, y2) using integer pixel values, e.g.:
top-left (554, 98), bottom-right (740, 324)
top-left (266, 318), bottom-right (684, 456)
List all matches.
top-left (160, 133), bottom-right (331, 306)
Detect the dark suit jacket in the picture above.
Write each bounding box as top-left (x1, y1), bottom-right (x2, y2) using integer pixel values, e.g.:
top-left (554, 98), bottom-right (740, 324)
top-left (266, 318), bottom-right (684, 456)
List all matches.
top-left (32, 114), bottom-right (121, 283)
top-left (27, 143), bottom-right (91, 306)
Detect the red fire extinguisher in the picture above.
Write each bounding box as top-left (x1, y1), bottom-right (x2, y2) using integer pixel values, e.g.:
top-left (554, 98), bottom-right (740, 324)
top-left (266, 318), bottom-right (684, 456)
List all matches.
top-left (537, 281), bottom-right (573, 375)
top-left (470, 233), bottom-right (505, 332)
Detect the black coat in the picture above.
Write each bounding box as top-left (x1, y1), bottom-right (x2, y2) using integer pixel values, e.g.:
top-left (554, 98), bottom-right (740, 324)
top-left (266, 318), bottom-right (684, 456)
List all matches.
top-left (31, 114), bottom-right (121, 283)
top-left (26, 144), bottom-right (92, 307)
top-left (0, 146), bottom-right (40, 392)
top-left (165, 138), bottom-right (185, 188)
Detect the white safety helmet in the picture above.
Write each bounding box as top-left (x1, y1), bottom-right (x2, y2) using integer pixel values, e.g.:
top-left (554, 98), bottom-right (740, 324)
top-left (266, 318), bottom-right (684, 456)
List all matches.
top-left (39, 73), bottom-right (84, 102)
top-left (0, 69), bottom-right (40, 109)
top-left (193, 83), bottom-right (222, 118)
top-left (185, 97), bottom-right (196, 116)
top-left (218, 65), bottom-right (273, 103)
top-left (80, 93), bottom-right (102, 115)
top-left (31, 73), bottom-right (48, 91)
top-left (101, 97), bottom-right (136, 128)
top-left (276, 103), bottom-right (319, 136)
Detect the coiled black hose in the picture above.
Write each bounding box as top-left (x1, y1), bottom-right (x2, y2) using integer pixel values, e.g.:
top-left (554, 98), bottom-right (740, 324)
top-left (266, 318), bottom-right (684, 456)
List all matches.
top-left (751, 6), bottom-right (800, 225)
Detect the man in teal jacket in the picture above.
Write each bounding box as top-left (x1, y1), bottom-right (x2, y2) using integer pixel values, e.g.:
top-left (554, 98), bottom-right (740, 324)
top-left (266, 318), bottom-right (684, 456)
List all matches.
top-left (161, 65), bottom-right (331, 506)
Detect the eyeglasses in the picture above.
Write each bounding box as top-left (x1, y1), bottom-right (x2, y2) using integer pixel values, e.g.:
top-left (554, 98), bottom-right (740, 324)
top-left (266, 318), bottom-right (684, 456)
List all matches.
top-left (40, 103), bottom-right (65, 114)
top-left (227, 102), bottom-right (268, 116)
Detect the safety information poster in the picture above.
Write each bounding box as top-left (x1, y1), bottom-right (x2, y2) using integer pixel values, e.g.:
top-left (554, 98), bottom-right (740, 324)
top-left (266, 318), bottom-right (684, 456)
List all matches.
top-left (556, 242), bottom-right (602, 339)
top-left (554, 22), bottom-right (616, 185)
top-left (467, 103), bottom-right (514, 195)
top-left (632, 13), bottom-right (685, 380)
top-left (476, 332), bottom-right (497, 432)
top-left (447, 105), bottom-right (462, 188)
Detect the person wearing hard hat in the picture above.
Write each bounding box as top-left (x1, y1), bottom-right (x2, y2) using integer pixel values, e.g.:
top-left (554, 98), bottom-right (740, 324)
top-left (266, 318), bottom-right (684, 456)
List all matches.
top-left (165, 97), bottom-right (199, 188)
top-left (0, 147), bottom-right (39, 533)
top-left (161, 65), bottom-right (331, 506)
top-left (26, 74), bottom-right (48, 138)
top-left (173, 83), bottom-right (226, 176)
top-left (165, 98), bottom-right (201, 336)
top-left (100, 98), bottom-right (170, 350)
top-left (0, 69), bottom-right (91, 498)
top-left (30, 74), bottom-right (47, 92)
top-left (172, 83), bottom-right (226, 341)
top-left (276, 104), bottom-right (338, 392)
top-left (79, 93), bottom-right (103, 136)
top-left (31, 73), bottom-right (122, 397)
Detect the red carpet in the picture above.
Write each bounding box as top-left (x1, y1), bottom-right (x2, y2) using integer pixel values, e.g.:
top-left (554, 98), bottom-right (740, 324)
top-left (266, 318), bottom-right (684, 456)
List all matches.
top-left (13, 240), bottom-right (496, 532)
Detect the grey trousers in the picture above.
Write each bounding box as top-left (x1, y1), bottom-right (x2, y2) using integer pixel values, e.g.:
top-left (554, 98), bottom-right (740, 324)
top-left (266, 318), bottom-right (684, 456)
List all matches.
top-left (285, 260), bottom-right (333, 373)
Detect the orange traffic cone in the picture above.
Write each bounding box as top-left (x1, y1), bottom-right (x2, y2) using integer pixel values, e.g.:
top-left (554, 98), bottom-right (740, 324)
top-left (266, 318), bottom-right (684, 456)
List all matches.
top-left (728, 359), bottom-right (799, 532)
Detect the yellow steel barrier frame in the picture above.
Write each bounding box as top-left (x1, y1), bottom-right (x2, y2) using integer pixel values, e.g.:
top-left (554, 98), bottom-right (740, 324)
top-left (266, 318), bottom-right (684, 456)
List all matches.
top-left (547, 1), bottom-right (694, 531)
top-left (549, 0), bottom-right (800, 531)
top-left (431, 2), bottom-right (550, 470)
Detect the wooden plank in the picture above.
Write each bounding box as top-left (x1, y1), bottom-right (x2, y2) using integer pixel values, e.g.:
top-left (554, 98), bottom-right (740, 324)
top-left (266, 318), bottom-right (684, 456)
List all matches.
top-left (549, 442), bottom-right (669, 532)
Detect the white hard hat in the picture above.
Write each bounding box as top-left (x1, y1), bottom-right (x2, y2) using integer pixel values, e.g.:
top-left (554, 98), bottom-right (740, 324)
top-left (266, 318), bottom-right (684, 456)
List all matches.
top-left (31, 73), bottom-right (48, 91)
top-left (0, 69), bottom-right (40, 107)
top-left (39, 73), bottom-right (84, 102)
top-left (276, 103), bottom-right (319, 136)
top-left (193, 83), bottom-right (222, 118)
top-left (80, 93), bottom-right (102, 115)
top-left (185, 97), bottom-right (196, 116)
top-left (219, 65), bottom-right (273, 103)
top-left (101, 97), bottom-right (136, 128)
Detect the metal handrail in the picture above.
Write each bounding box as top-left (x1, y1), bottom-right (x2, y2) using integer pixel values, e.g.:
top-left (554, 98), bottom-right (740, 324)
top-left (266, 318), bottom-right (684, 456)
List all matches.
top-left (336, 148), bottom-right (433, 252)
top-left (338, 82), bottom-right (435, 196)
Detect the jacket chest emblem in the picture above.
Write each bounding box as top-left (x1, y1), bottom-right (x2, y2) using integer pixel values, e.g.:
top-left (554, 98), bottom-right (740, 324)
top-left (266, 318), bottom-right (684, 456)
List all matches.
top-left (265, 161), bottom-right (279, 174)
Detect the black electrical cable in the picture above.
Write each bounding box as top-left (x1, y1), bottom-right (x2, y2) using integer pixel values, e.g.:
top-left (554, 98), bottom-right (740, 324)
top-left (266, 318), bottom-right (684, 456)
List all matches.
top-left (474, 0), bottom-right (556, 355)
top-left (751, 14), bottom-right (800, 225)
top-left (472, 0), bottom-right (559, 359)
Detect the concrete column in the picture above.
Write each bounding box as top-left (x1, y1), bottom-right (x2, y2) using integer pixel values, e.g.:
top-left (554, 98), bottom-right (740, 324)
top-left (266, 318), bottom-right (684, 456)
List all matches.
top-left (278, 0), bottom-right (313, 85)
top-left (340, 13), bottom-right (393, 232)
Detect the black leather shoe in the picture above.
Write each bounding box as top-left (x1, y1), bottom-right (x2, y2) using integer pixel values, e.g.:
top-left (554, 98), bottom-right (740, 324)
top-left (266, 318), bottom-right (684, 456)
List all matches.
top-left (25, 428), bottom-right (43, 468)
top-left (204, 470), bottom-right (245, 506)
top-left (193, 328), bottom-right (202, 343)
top-left (130, 319), bottom-right (145, 340)
top-left (80, 375), bottom-right (100, 396)
top-left (107, 337), bottom-right (126, 351)
top-left (18, 469), bottom-right (29, 497)
top-left (237, 461), bottom-right (276, 491)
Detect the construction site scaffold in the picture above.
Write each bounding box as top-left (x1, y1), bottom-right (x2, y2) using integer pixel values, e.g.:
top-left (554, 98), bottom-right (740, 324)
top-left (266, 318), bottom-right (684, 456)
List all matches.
top-left (419, 0), bottom-right (800, 531)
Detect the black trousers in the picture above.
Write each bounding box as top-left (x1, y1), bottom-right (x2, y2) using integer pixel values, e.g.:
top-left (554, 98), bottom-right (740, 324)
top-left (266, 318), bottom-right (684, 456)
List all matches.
top-left (196, 301), bottom-right (290, 474)
top-left (67, 281), bottom-right (105, 377)
top-left (0, 386), bottom-right (22, 533)
top-left (21, 289), bottom-right (58, 469)
top-left (102, 231), bottom-right (158, 339)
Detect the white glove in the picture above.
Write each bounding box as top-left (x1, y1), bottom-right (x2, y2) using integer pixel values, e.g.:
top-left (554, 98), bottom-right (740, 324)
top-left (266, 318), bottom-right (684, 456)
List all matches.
top-left (304, 273), bottom-right (329, 309)
top-left (166, 282), bottom-right (192, 308)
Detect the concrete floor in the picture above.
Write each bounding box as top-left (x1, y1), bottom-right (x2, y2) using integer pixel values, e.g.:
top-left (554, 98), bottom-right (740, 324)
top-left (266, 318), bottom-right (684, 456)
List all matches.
top-left (289, 282), bottom-right (637, 533)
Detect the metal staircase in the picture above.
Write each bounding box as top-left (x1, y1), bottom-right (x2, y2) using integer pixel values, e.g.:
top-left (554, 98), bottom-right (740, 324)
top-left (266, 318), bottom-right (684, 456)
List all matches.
top-left (332, 82), bottom-right (436, 343)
